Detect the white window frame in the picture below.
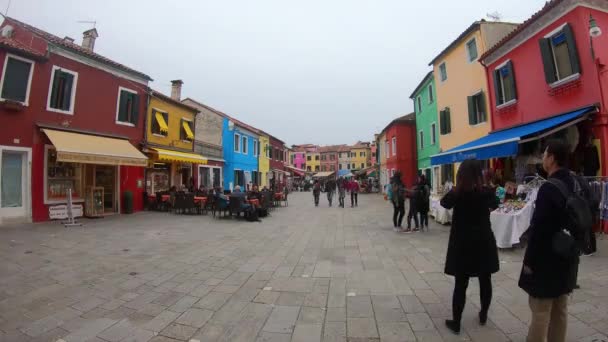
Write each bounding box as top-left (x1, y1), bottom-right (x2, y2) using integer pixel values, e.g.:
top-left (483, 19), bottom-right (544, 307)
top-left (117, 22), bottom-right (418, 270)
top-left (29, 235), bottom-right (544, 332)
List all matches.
top-left (391, 137), bottom-right (396, 156)
top-left (430, 122), bottom-right (437, 145)
top-left (0, 54), bottom-right (35, 106)
top-left (234, 133), bottom-right (241, 153)
top-left (543, 24), bottom-right (580, 86)
top-left (439, 62), bottom-right (448, 82)
top-left (241, 136), bottom-right (248, 154)
top-left (465, 37), bottom-right (478, 63)
top-left (419, 130), bottom-right (424, 149)
top-left (427, 84), bottom-right (433, 103)
top-left (115, 86), bottom-right (138, 126)
top-left (47, 65), bottom-right (78, 115)
top-left (494, 60), bottom-right (518, 108)
top-left (253, 140), bottom-right (258, 156)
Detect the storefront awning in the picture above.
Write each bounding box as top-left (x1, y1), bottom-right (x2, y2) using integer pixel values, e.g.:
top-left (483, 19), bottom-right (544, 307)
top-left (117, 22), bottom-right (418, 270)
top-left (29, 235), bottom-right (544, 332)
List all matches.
top-left (151, 148), bottom-right (207, 164)
top-left (155, 113), bottom-right (169, 133)
top-left (182, 121), bottom-right (194, 140)
top-left (337, 169), bottom-right (351, 177)
top-left (430, 106), bottom-right (595, 166)
top-left (313, 171), bottom-right (335, 178)
top-left (285, 166), bottom-right (306, 177)
top-left (43, 129), bottom-right (148, 166)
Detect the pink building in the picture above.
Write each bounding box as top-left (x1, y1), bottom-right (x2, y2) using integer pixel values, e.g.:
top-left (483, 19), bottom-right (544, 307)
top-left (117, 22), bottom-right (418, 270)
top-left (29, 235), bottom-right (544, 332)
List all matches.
top-left (291, 151), bottom-right (306, 170)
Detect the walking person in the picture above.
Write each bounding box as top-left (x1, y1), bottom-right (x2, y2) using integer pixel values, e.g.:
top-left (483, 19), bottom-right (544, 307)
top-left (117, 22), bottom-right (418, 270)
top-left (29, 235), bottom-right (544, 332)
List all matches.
top-left (405, 184), bottom-right (420, 232)
top-left (338, 178), bottom-right (346, 208)
top-left (519, 140), bottom-right (586, 342)
top-left (312, 180), bottom-right (321, 207)
top-left (417, 175), bottom-right (431, 231)
top-left (350, 179), bottom-right (359, 207)
top-left (391, 172), bottom-right (406, 231)
top-left (326, 178), bottom-right (336, 207)
top-left (440, 159), bottom-right (500, 334)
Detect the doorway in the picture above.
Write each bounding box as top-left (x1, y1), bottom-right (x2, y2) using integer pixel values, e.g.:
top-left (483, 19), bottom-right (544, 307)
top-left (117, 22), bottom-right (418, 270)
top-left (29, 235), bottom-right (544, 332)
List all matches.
top-left (85, 164), bottom-right (117, 214)
top-left (0, 148), bottom-right (31, 222)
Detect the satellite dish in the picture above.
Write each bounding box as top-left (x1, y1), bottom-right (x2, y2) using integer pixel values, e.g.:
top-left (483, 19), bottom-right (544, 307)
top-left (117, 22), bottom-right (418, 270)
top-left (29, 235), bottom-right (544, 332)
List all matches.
top-left (1, 25), bottom-right (14, 38)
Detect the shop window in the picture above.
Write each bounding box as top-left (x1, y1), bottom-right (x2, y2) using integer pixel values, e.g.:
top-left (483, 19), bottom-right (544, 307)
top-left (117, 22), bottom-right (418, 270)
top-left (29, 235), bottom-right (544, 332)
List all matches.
top-left (494, 61), bottom-right (517, 106)
top-left (466, 38), bottom-right (478, 62)
top-left (467, 92), bottom-right (486, 125)
top-left (439, 62), bottom-right (447, 82)
top-left (116, 87), bottom-right (139, 125)
top-left (428, 84), bottom-right (434, 103)
top-left (180, 119), bottom-right (194, 141)
top-left (539, 24), bottom-right (580, 84)
top-left (440, 108), bottom-right (451, 134)
top-left (315, 165), bottom-right (320, 172)
top-left (431, 123), bottom-right (437, 145)
top-left (48, 66), bottom-right (78, 114)
top-left (45, 147), bottom-right (84, 203)
top-left (151, 110), bottom-right (169, 136)
top-left (441, 164), bottom-right (454, 184)
top-left (147, 164), bottom-right (170, 194)
top-left (0, 55), bottom-right (34, 104)
top-left (241, 136), bottom-right (248, 154)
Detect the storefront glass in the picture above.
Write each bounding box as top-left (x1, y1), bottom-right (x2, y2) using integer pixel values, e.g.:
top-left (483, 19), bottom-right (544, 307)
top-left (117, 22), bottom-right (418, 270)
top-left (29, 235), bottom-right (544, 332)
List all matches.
top-left (146, 163), bottom-right (170, 194)
top-left (46, 148), bottom-right (84, 202)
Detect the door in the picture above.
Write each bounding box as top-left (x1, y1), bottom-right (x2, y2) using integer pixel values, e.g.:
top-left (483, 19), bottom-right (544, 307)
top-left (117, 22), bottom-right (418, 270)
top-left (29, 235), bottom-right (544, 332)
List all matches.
top-left (0, 150), bottom-right (28, 219)
top-left (95, 165), bottom-right (116, 213)
top-left (199, 167), bottom-right (211, 188)
top-left (212, 168), bottom-right (221, 188)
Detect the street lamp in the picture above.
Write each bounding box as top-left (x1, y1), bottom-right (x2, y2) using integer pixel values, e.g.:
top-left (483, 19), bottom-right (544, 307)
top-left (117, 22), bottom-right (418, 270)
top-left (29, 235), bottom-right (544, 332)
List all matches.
top-left (590, 15), bottom-right (602, 38)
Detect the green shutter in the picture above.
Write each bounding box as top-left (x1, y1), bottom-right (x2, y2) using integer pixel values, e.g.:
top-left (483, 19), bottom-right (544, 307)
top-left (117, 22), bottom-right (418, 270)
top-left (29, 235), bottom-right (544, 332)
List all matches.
top-left (508, 61), bottom-right (517, 100)
top-left (118, 91), bottom-right (128, 122)
top-left (478, 92), bottom-right (486, 122)
top-left (50, 69), bottom-right (62, 108)
top-left (562, 24), bottom-right (581, 75)
top-left (61, 73), bottom-right (74, 111)
top-left (539, 38), bottom-right (557, 84)
top-left (131, 93), bottom-right (140, 125)
top-left (467, 96), bottom-right (475, 125)
top-left (493, 69), bottom-right (502, 105)
top-left (445, 108), bottom-right (451, 134)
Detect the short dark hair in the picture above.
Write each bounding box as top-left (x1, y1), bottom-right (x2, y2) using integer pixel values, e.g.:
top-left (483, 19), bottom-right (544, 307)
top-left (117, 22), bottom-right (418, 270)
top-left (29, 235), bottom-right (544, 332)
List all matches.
top-left (545, 139), bottom-right (570, 167)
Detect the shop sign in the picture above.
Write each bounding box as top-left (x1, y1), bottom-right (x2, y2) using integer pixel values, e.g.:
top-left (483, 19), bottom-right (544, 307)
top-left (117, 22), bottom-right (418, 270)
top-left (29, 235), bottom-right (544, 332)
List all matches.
top-left (49, 204), bottom-right (83, 220)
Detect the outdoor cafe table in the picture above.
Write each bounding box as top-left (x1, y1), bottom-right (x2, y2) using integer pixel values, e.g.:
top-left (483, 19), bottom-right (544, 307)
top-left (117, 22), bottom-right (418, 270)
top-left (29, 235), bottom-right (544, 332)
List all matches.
top-left (274, 192), bottom-right (284, 200)
top-left (247, 199), bottom-right (260, 207)
top-left (149, 194), bottom-right (170, 202)
top-left (194, 196), bottom-right (207, 209)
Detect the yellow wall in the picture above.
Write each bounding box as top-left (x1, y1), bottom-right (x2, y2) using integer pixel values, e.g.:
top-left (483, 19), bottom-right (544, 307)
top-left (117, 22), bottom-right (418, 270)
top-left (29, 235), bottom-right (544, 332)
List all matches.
top-left (433, 29), bottom-right (491, 152)
top-left (147, 96), bottom-right (197, 151)
top-left (351, 148), bottom-right (369, 169)
top-left (306, 152), bottom-right (320, 172)
top-left (259, 136), bottom-right (270, 187)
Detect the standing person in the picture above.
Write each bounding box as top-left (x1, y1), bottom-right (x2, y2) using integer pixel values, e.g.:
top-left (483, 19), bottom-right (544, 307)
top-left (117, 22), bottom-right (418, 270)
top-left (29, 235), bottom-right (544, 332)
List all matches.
top-left (391, 172), bottom-right (406, 231)
top-left (326, 178), bottom-right (336, 207)
top-left (417, 175), bottom-right (431, 231)
top-left (338, 178), bottom-right (346, 208)
top-left (350, 178), bottom-right (360, 207)
top-left (519, 140), bottom-right (584, 342)
top-left (312, 180), bottom-right (321, 207)
top-left (440, 159), bottom-right (500, 334)
top-left (406, 184), bottom-right (420, 232)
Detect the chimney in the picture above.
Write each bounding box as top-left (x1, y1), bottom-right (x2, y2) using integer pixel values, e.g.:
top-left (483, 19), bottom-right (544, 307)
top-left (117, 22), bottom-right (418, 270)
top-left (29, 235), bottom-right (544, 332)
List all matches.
top-left (81, 28), bottom-right (98, 51)
top-left (63, 36), bottom-right (75, 44)
top-left (170, 80), bottom-right (183, 101)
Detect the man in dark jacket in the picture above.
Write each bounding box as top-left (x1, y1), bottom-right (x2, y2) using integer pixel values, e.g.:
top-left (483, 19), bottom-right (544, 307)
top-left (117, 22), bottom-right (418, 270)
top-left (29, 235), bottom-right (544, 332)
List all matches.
top-left (519, 140), bottom-right (577, 342)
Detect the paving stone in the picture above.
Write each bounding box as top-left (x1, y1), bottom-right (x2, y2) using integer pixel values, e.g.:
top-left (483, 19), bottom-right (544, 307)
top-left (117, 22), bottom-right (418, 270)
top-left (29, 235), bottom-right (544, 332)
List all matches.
top-left (142, 310), bottom-right (180, 333)
top-left (292, 323), bottom-right (322, 342)
top-left (253, 290), bottom-right (281, 304)
top-left (71, 297), bottom-right (106, 312)
top-left (61, 318), bottom-right (117, 342)
top-left (168, 295), bottom-right (199, 313)
top-left (303, 292), bottom-right (327, 308)
top-left (256, 331), bottom-right (292, 342)
top-left (406, 313), bottom-right (436, 332)
top-left (194, 292), bottom-right (232, 311)
top-left (159, 323), bottom-right (197, 340)
top-left (326, 307), bottom-right (346, 322)
top-left (174, 308), bottom-right (214, 328)
top-left (22, 307), bottom-right (81, 337)
top-left (398, 295), bottom-right (426, 314)
top-left (347, 295), bottom-right (374, 318)
top-left (276, 292), bottom-right (307, 306)
top-left (298, 307), bottom-right (325, 324)
top-left (378, 322), bottom-right (417, 342)
top-left (97, 318), bottom-right (138, 342)
top-left (324, 321), bottom-right (347, 341)
top-left (262, 305), bottom-right (300, 334)
top-left (347, 317), bottom-right (379, 338)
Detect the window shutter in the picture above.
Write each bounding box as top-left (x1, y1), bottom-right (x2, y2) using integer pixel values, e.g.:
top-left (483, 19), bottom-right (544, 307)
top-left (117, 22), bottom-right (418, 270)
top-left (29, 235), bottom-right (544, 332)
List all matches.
top-left (562, 24), bottom-right (581, 75)
top-left (446, 108), bottom-right (451, 133)
top-left (478, 91), bottom-right (486, 122)
top-left (439, 110), bottom-right (445, 134)
top-left (131, 94), bottom-right (140, 125)
top-left (118, 91), bottom-right (128, 122)
top-left (493, 69), bottom-right (502, 105)
top-left (539, 38), bottom-right (557, 84)
top-left (467, 96), bottom-right (475, 125)
top-left (508, 61), bottom-right (517, 100)
top-left (50, 69), bottom-right (62, 108)
top-left (62, 73), bottom-right (74, 111)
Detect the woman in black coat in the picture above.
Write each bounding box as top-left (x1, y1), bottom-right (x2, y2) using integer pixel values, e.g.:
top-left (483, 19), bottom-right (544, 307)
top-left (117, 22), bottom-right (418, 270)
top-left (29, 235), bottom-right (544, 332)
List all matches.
top-left (440, 159), bottom-right (500, 334)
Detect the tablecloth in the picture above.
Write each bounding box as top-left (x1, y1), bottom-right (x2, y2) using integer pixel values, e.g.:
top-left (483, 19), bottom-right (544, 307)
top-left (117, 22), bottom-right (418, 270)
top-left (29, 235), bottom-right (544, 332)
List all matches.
top-left (429, 195), bottom-right (452, 224)
top-left (490, 200), bottom-right (534, 248)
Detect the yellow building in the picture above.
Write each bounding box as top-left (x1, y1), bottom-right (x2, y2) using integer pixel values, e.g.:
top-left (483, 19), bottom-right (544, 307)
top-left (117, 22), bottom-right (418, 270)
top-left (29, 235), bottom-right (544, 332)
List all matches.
top-left (258, 135), bottom-right (270, 188)
top-left (430, 20), bottom-right (517, 183)
top-left (306, 152), bottom-right (320, 172)
top-left (144, 87), bottom-right (205, 194)
top-left (350, 142), bottom-right (370, 171)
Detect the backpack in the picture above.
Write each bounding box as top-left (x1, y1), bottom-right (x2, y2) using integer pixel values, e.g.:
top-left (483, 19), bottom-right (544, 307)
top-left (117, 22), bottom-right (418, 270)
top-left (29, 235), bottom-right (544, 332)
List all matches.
top-left (547, 177), bottom-right (592, 258)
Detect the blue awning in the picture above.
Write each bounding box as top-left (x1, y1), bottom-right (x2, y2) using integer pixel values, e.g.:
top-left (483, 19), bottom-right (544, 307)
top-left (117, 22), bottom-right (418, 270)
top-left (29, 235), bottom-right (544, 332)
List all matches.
top-left (431, 106), bottom-right (595, 165)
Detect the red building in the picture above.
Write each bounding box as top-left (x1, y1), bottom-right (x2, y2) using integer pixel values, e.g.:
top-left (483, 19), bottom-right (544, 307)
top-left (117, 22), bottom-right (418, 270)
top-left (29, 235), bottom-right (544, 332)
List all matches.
top-left (0, 17), bottom-right (151, 223)
top-left (319, 145), bottom-right (341, 173)
top-left (381, 113), bottom-right (418, 187)
top-left (268, 135), bottom-right (287, 189)
top-left (480, 0), bottom-right (608, 176)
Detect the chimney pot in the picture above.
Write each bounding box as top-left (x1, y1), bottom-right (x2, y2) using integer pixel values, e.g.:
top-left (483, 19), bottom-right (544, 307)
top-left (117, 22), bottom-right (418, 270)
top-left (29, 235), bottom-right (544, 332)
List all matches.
top-left (81, 28), bottom-right (98, 51)
top-left (170, 79), bottom-right (183, 101)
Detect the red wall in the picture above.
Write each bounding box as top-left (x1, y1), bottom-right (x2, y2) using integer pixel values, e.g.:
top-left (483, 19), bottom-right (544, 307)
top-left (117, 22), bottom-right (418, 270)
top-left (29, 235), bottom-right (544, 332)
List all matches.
top-left (269, 137), bottom-right (284, 170)
top-left (487, 7), bottom-right (608, 130)
top-left (385, 123), bottom-right (418, 187)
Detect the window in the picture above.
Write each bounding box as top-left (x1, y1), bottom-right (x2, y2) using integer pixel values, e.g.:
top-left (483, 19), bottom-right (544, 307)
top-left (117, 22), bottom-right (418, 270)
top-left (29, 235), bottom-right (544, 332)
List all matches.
top-left (47, 66), bottom-right (78, 114)
top-left (494, 61), bottom-right (517, 106)
top-left (440, 108), bottom-right (451, 135)
top-left (539, 24), bottom-right (580, 84)
top-left (241, 136), bottom-right (248, 154)
top-left (467, 92), bottom-right (487, 125)
top-left (430, 123), bottom-right (437, 145)
top-left (321, 165), bottom-right (326, 172)
top-left (347, 164), bottom-right (350, 170)
top-left (391, 169), bottom-right (395, 177)
top-left (315, 165), bottom-right (320, 172)
top-left (307, 166), bottom-right (311, 171)
top-left (234, 170), bottom-right (245, 187)
top-left (330, 165), bottom-right (335, 171)
top-left (315, 155), bottom-right (319, 161)
top-left (253, 140), bottom-right (258, 156)
top-left (439, 62), bottom-right (447, 82)
top-left (115, 87), bottom-right (139, 125)
top-left (419, 130), bottom-right (424, 149)
top-left (428, 84), bottom-right (434, 103)
top-left (391, 137), bottom-right (396, 156)
top-left (321, 154), bottom-right (326, 161)
top-left (360, 163), bottom-right (365, 169)
top-left (330, 154), bottom-right (335, 161)
top-left (466, 38), bottom-right (478, 62)
top-left (360, 152), bottom-right (365, 157)
top-left (417, 96), bottom-right (422, 113)
top-left (180, 119), bottom-right (194, 141)
top-left (385, 141), bottom-right (389, 158)
top-left (234, 133), bottom-right (241, 152)
top-left (441, 164), bottom-right (454, 183)
top-left (290, 154), bottom-right (294, 164)
top-left (45, 147), bottom-right (84, 203)
top-left (307, 155), bottom-right (311, 161)
top-left (352, 163), bottom-right (356, 169)
top-left (339, 164), bottom-right (343, 170)
top-left (151, 110), bottom-right (169, 136)
top-left (268, 146), bottom-right (273, 158)
top-left (0, 55), bottom-right (34, 104)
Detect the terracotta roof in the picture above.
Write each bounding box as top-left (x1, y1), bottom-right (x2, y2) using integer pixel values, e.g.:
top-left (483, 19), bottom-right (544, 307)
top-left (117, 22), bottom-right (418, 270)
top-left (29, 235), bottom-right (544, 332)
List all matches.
top-left (0, 36), bottom-right (46, 59)
top-left (479, 0), bottom-right (564, 62)
top-left (181, 97), bottom-right (263, 136)
top-left (379, 113), bottom-right (416, 136)
top-left (409, 71), bottom-right (434, 99)
top-left (151, 91), bottom-right (199, 114)
top-left (318, 145), bottom-right (344, 153)
top-left (5, 16), bottom-right (152, 81)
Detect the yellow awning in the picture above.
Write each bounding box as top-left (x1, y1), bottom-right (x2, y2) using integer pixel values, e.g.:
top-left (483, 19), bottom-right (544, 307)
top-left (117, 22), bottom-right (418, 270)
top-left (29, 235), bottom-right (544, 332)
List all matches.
top-left (155, 112), bottom-right (169, 133)
top-left (182, 121), bottom-right (194, 140)
top-left (151, 148), bottom-right (207, 164)
top-left (43, 129), bottom-right (148, 167)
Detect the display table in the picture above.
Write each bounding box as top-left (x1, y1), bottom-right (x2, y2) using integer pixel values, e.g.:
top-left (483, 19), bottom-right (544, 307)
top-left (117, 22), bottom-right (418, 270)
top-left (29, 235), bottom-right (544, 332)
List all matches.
top-left (429, 195), bottom-right (452, 225)
top-left (490, 200), bottom-right (534, 248)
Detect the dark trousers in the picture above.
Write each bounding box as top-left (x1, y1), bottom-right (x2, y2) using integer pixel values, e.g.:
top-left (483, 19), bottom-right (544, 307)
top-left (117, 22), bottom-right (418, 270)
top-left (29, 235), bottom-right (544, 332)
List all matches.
top-left (407, 204), bottom-right (419, 228)
top-left (327, 191), bottom-right (334, 206)
top-left (393, 202), bottom-right (405, 227)
top-left (418, 209), bottom-right (428, 228)
top-left (351, 192), bottom-right (358, 207)
top-left (313, 192), bottom-right (320, 206)
top-left (452, 274), bottom-right (492, 322)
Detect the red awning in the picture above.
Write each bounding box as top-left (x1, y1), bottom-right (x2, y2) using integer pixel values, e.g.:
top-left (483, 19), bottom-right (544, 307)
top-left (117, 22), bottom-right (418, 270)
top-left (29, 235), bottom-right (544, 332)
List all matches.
top-left (285, 165), bottom-right (306, 177)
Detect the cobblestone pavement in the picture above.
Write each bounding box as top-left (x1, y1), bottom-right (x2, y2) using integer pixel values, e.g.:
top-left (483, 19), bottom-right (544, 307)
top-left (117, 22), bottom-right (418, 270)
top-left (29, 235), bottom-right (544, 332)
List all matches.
top-left (1, 192), bottom-right (608, 342)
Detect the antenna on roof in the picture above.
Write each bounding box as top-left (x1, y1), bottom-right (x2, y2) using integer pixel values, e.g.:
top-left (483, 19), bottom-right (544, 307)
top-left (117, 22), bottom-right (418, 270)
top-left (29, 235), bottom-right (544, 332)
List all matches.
top-left (4, 0), bottom-right (11, 16)
top-left (486, 11), bottom-right (502, 21)
top-left (77, 20), bottom-right (97, 28)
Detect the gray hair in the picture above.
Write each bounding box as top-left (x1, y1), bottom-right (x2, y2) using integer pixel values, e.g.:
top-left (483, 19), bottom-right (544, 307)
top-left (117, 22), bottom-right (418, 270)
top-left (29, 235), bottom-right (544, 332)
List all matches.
top-left (234, 185), bottom-right (242, 192)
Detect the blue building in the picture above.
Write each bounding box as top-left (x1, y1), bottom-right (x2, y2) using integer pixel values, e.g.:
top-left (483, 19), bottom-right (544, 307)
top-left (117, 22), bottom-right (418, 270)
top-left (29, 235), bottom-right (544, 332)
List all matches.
top-left (222, 118), bottom-right (260, 191)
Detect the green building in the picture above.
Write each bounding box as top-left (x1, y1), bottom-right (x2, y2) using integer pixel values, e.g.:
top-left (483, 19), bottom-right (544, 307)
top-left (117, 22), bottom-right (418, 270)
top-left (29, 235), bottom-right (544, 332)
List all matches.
top-left (409, 71), bottom-right (439, 184)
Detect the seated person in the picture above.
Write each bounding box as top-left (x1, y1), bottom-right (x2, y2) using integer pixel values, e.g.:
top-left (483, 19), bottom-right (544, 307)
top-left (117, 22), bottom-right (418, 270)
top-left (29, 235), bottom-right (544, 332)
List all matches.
top-left (248, 185), bottom-right (262, 200)
top-left (197, 185), bottom-right (207, 196)
top-left (232, 186), bottom-right (256, 215)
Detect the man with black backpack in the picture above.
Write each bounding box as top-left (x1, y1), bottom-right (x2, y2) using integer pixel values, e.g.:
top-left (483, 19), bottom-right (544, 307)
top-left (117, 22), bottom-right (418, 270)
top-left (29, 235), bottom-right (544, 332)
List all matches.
top-left (519, 140), bottom-right (590, 342)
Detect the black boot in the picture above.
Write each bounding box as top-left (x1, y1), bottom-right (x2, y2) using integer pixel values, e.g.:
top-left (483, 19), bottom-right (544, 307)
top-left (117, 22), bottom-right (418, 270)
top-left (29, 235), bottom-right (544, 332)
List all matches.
top-left (479, 311), bottom-right (488, 326)
top-left (445, 320), bottom-right (461, 334)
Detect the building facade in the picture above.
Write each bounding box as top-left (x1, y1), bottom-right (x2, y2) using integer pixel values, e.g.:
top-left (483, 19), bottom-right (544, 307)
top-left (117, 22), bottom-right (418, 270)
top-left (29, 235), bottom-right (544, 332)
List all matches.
top-left (222, 119), bottom-right (259, 191)
top-left (338, 146), bottom-right (351, 171)
top-left (258, 134), bottom-right (270, 188)
top-left (319, 145), bottom-right (340, 172)
top-left (350, 142), bottom-right (371, 172)
top-left (380, 114), bottom-right (418, 187)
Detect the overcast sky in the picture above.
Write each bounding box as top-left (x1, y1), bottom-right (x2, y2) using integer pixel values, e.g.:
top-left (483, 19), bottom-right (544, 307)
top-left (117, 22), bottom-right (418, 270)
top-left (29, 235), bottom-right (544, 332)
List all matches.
top-left (8, 0), bottom-right (547, 145)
